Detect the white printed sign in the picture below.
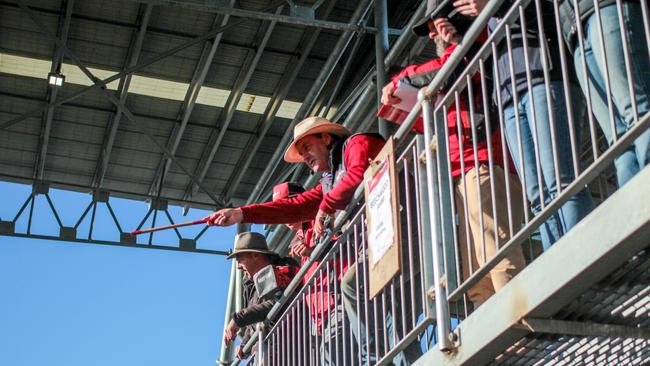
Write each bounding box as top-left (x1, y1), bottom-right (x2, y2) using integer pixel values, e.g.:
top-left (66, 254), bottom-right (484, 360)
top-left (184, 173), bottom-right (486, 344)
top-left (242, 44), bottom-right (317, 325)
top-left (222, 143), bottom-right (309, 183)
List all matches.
top-left (366, 157), bottom-right (394, 267)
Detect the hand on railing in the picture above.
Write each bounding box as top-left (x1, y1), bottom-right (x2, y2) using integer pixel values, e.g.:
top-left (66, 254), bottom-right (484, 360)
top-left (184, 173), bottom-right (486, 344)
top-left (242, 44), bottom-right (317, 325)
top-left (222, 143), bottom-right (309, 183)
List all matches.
top-left (288, 240), bottom-right (313, 257)
top-left (313, 208), bottom-right (332, 238)
top-left (223, 319), bottom-right (240, 346)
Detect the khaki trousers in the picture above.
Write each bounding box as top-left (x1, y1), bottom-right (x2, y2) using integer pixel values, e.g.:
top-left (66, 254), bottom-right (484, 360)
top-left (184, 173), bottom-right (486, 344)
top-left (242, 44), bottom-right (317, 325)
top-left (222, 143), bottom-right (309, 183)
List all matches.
top-left (455, 164), bottom-right (526, 306)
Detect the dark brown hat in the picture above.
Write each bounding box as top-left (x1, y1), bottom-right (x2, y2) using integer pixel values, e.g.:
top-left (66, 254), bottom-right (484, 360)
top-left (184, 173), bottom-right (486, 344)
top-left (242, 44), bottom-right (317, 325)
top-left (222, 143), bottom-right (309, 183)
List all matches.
top-left (226, 232), bottom-right (277, 259)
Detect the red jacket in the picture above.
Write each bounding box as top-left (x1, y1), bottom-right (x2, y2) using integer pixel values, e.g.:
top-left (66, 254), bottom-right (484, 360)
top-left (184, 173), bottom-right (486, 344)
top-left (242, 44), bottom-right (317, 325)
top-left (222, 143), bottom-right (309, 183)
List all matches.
top-left (292, 224), bottom-right (347, 332)
top-left (241, 134), bottom-right (386, 220)
top-left (240, 133), bottom-right (385, 332)
top-left (377, 43), bottom-right (507, 178)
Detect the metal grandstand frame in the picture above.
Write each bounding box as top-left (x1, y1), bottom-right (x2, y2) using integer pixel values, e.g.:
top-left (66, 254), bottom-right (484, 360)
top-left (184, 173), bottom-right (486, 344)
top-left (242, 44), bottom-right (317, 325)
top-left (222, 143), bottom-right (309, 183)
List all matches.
top-left (0, 0), bottom-right (425, 254)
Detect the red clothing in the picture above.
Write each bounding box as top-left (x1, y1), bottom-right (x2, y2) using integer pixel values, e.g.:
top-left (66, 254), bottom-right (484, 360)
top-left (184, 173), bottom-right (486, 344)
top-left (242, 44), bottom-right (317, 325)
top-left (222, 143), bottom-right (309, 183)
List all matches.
top-left (293, 224), bottom-right (347, 333)
top-left (273, 264), bottom-right (299, 289)
top-left (241, 134), bottom-right (385, 219)
top-left (377, 43), bottom-right (506, 178)
top-left (241, 133), bottom-right (384, 333)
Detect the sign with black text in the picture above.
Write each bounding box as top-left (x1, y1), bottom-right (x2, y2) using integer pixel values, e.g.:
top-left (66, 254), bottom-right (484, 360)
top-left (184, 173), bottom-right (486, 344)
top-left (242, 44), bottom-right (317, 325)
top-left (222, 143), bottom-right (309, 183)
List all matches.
top-left (364, 137), bottom-right (401, 299)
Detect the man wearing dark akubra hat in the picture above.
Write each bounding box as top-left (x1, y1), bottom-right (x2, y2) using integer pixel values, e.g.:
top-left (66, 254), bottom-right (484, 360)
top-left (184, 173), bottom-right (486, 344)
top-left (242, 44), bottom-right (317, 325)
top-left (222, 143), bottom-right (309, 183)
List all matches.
top-left (223, 232), bottom-right (298, 360)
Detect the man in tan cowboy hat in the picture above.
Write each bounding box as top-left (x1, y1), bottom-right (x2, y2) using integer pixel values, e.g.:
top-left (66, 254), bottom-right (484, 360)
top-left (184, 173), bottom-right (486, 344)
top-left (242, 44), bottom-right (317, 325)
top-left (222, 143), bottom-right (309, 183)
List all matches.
top-left (223, 232), bottom-right (298, 360)
top-left (204, 116), bottom-right (384, 238)
top-left (205, 116), bottom-right (384, 365)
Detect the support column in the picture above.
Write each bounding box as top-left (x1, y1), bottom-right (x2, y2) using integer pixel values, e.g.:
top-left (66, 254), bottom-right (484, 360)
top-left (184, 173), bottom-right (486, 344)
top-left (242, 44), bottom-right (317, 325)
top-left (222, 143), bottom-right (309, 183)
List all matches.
top-left (374, 0), bottom-right (390, 137)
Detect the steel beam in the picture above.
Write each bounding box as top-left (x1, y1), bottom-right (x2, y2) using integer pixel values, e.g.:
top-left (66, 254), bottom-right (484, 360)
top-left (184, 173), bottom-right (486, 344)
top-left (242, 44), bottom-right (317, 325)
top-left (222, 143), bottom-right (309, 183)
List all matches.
top-left (243, 0), bottom-right (373, 206)
top-left (127, 0), bottom-right (400, 34)
top-left (213, 0), bottom-right (338, 205)
top-left (0, 1), bottom-right (285, 132)
top-left (241, 0), bottom-right (425, 207)
top-left (515, 318), bottom-right (650, 340)
top-left (159, 3), bottom-right (281, 201)
top-left (92, 4), bottom-right (153, 189)
top-left (16, 0), bottom-right (231, 208)
top-left (147, 1), bottom-right (237, 197)
top-left (0, 90), bottom-right (281, 139)
top-left (33, 0), bottom-right (74, 180)
top-left (0, 232), bottom-right (228, 255)
top-left (413, 164), bottom-right (650, 366)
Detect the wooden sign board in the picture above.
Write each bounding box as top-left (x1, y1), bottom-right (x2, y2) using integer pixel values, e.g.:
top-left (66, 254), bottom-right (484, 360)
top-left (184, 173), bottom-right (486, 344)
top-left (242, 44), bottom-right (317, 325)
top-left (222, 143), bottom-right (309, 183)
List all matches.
top-left (364, 137), bottom-right (401, 300)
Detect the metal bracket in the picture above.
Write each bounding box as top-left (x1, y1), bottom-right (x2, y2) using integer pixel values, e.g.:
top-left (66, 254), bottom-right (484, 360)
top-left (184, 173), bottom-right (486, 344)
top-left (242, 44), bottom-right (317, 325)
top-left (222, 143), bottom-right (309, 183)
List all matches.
top-left (32, 180), bottom-right (50, 195)
top-left (448, 327), bottom-right (461, 351)
top-left (59, 226), bottom-right (77, 240)
top-left (179, 238), bottom-right (196, 250)
top-left (0, 221), bottom-right (15, 234)
top-left (93, 189), bottom-right (110, 203)
top-left (120, 232), bottom-right (137, 244)
top-left (149, 198), bottom-right (168, 211)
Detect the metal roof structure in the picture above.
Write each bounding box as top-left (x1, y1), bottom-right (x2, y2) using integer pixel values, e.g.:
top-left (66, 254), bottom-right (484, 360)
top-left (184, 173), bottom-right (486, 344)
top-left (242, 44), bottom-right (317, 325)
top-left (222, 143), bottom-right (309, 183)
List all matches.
top-left (0, 0), bottom-right (432, 252)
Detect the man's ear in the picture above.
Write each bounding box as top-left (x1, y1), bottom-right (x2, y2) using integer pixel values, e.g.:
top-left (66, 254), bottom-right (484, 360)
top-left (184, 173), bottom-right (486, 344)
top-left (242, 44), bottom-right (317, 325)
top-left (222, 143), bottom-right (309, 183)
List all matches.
top-left (322, 132), bottom-right (333, 147)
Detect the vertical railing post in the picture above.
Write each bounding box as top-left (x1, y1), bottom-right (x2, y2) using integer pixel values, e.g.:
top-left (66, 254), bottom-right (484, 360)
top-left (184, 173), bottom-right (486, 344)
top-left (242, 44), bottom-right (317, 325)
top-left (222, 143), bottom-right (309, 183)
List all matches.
top-left (256, 323), bottom-right (265, 366)
top-left (421, 91), bottom-right (453, 351)
top-left (416, 135), bottom-right (436, 320)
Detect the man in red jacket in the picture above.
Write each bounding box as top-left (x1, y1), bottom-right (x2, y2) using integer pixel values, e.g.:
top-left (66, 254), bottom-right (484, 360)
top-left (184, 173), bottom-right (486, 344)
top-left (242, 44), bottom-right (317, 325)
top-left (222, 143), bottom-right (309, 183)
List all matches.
top-left (379, 5), bottom-right (526, 307)
top-left (206, 116), bottom-right (385, 365)
top-left (205, 117), bottom-right (383, 237)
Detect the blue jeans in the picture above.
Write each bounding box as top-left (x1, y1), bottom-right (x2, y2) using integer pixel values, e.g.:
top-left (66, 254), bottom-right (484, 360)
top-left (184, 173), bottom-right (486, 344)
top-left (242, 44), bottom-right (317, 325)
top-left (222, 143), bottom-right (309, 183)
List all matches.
top-left (504, 81), bottom-right (594, 250)
top-left (573, 2), bottom-right (650, 187)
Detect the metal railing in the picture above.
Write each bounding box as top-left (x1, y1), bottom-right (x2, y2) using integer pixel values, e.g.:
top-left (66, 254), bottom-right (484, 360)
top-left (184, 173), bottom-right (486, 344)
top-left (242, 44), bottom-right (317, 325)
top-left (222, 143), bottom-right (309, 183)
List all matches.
top-left (230, 0), bottom-right (650, 363)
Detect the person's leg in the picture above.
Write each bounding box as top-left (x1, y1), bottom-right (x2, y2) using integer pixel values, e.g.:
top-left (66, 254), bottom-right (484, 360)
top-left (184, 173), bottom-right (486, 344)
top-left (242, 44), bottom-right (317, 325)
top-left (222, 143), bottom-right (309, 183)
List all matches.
top-left (455, 169), bottom-right (496, 306)
top-left (320, 304), bottom-right (353, 366)
top-left (385, 278), bottom-right (423, 366)
top-left (611, 2), bottom-right (650, 175)
top-left (526, 82), bottom-right (594, 244)
top-left (502, 96), bottom-right (557, 249)
top-left (463, 165), bottom-right (526, 293)
top-left (341, 262), bottom-right (381, 364)
top-left (574, 3), bottom-right (650, 186)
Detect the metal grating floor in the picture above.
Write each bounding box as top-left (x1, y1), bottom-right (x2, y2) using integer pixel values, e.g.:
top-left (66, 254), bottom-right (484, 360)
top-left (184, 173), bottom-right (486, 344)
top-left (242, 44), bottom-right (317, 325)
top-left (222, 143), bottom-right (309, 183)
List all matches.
top-left (491, 250), bottom-right (650, 366)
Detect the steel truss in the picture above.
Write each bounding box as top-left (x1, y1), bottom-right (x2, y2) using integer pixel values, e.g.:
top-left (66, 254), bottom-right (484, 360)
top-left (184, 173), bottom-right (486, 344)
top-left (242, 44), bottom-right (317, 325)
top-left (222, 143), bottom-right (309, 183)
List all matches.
top-left (0, 180), bottom-right (228, 255)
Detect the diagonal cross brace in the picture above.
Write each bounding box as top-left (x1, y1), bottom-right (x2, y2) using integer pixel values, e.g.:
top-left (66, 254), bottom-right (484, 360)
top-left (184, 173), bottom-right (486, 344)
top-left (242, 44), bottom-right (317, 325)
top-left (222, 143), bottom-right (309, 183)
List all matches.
top-left (16, 0), bottom-right (228, 208)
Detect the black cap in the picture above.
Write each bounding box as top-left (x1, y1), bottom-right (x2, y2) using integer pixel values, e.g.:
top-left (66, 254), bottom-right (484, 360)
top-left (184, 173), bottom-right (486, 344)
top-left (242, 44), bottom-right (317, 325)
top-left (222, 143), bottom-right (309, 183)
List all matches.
top-left (412, 0), bottom-right (474, 37)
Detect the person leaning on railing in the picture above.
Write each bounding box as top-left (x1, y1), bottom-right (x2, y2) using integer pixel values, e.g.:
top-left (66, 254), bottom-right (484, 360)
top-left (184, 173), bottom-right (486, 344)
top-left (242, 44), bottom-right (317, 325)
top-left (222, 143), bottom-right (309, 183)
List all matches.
top-left (272, 181), bottom-right (344, 353)
top-left (455, 0), bottom-right (594, 250)
top-left (558, 0), bottom-right (650, 187)
top-left (205, 117), bottom-right (385, 365)
top-left (378, 0), bottom-right (526, 309)
top-left (223, 232), bottom-right (299, 360)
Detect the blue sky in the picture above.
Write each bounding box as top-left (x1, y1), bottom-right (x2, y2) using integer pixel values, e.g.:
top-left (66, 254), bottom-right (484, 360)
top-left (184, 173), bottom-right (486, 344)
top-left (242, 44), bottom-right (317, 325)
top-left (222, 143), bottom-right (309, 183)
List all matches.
top-left (0, 181), bottom-right (248, 366)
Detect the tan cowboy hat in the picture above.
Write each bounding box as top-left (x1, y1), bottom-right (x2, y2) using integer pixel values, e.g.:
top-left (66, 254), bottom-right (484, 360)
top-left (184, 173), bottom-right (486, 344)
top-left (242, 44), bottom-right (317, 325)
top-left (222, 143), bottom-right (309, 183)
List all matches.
top-left (283, 116), bottom-right (351, 163)
top-left (226, 232), bottom-right (277, 259)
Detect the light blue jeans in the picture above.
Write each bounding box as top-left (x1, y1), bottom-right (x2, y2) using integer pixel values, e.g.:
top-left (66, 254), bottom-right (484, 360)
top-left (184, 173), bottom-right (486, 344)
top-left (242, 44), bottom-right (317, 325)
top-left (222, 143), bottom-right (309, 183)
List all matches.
top-left (504, 81), bottom-right (594, 250)
top-left (573, 2), bottom-right (650, 187)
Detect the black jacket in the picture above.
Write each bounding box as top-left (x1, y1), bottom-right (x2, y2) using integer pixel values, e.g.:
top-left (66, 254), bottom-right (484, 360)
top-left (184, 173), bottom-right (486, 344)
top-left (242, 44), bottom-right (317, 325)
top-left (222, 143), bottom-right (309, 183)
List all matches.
top-left (489, 0), bottom-right (565, 105)
top-left (558, 0), bottom-right (619, 48)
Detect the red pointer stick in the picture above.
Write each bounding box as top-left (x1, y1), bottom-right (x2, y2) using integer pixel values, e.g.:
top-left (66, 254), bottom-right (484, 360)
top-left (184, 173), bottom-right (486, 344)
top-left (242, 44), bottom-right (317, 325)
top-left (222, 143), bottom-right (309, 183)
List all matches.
top-left (130, 218), bottom-right (208, 236)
